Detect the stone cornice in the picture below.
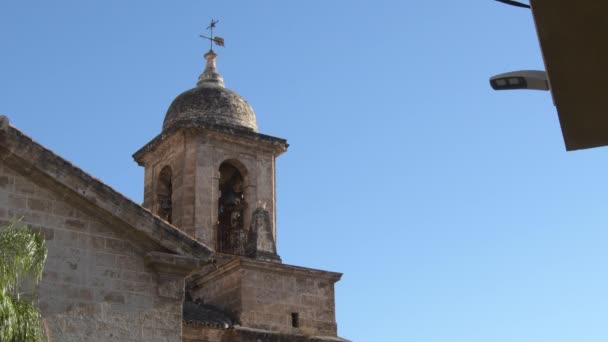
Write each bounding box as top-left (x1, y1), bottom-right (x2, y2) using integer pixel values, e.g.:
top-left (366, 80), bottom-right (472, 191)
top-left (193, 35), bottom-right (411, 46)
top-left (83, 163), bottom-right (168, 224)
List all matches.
top-left (133, 121), bottom-right (288, 166)
top-left (191, 256), bottom-right (343, 286)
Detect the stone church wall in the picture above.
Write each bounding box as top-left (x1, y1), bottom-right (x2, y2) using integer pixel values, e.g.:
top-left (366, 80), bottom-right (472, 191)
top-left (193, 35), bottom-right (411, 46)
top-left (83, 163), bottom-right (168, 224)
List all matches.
top-left (190, 258), bottom-right (341, 338)
top-left (238, 266), bottom-right (338, 336)
top-left (182, 325), bottom-right (227, 342)
top-left (0, 162), bottom-right (185, 342)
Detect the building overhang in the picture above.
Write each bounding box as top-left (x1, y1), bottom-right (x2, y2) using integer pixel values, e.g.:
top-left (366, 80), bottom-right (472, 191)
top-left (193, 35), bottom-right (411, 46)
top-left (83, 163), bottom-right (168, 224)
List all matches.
top-left (531, 0), bottom-right (608, 150)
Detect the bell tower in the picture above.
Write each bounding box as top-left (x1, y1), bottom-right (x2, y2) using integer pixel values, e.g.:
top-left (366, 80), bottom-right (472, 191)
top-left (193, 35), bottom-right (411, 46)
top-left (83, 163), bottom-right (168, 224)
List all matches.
top-left (133, 49), bottom-right (287, 262)
top-left (133, 26), bottom-right (346, 339)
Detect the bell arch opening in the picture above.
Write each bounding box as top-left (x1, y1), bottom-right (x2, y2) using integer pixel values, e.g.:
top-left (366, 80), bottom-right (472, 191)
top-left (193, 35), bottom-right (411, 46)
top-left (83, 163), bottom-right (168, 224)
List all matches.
top-left (217, 160), bottom-right (248, 255)
top-left (157, 165), bottom-right (173, 223)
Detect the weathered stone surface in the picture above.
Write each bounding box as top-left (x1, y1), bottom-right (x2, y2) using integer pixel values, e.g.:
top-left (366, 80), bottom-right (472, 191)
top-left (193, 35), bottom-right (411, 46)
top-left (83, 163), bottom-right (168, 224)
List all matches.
top-left (183, 324), bottom-right (228, 342)
top-left (0, 124), bottom-right (213, 261)
top-left (134, 126), bottom-right (286, 254)
top-left (183, 300), bottom-right (235, 330)
top-left (0, 166), bottom-right (182, 340)
top-left (183, 324), bottom-right (350, 342)
top-left (164, 85), bottom-right (258, 133)
top-left (189, 257), bottom-right (342, 338)
top-left (1, 42), bottom-right (350, 341)
top-left (246, 208), bottom-right (280, 262)
top-left (133, 121), bottom-right (288, 165)
top-left (0, 123), bottom-right (214, 341)
top-left (163, 51), bottom-right (258, 133)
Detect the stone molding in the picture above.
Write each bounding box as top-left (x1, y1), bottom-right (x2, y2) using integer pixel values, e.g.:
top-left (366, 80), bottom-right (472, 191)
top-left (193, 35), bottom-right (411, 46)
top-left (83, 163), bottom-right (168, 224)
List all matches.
top-left (191, 256), bottom-right (343, 288)
top-left (145, 251), bottom-right (204, 275)
top-left (233, 325), bottom-right (351, 342)
top-left (145, 252), bottom-right (203, 300)
top-left (133, 121), bottom-right (288, 165)
top-left (0, 120), bottom-right (214, 261)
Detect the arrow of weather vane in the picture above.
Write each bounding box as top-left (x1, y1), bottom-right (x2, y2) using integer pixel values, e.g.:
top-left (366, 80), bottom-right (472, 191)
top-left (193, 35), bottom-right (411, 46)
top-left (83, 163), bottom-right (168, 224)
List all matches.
top-left (200, 19), bottom-right (225, 50)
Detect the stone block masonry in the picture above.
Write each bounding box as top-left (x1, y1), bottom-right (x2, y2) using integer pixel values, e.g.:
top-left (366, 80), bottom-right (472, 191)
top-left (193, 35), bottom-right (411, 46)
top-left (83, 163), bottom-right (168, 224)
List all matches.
top-left (0, 158), bottom-right (185, 341)
top-left (190, 257), bottom-right (342, 338)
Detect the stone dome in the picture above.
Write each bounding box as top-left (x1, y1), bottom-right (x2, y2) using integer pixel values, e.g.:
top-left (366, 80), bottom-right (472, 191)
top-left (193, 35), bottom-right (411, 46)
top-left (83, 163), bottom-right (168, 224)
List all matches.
top-left (163, 51), bottom-right (258, 132)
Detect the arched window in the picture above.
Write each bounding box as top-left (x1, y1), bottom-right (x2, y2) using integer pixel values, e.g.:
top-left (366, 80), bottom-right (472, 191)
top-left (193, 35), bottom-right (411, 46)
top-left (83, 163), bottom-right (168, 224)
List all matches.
top-left (157, 166), bottom-right (173, 223)
top-left (217, 161), bottom-right (246, 254)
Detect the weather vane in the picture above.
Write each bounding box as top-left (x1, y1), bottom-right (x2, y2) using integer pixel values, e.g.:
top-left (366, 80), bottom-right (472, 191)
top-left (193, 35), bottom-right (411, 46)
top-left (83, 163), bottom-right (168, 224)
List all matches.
top-left (200, 19), bottom-right (225, 51)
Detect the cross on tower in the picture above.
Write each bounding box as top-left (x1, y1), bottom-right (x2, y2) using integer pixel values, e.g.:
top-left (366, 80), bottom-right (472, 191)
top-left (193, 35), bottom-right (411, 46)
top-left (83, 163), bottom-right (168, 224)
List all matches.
top-left (200, 19), bottom-right (225, 51)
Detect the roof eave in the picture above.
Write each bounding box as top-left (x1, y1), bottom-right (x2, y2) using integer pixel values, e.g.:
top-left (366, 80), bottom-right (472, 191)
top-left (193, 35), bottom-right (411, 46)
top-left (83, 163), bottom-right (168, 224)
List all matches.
top-left (0, 119), bottom-right (214, 261)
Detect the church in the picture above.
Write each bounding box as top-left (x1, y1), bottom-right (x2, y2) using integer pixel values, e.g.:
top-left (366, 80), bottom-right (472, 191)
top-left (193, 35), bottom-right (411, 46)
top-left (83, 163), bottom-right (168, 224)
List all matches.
top-left (0, 41), bottom-right (348, 341)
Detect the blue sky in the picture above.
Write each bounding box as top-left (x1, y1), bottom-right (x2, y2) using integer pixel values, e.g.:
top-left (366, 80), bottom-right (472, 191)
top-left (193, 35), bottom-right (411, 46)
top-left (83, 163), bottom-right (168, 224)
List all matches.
top-left (2, 1), bottom-right (608, 341)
